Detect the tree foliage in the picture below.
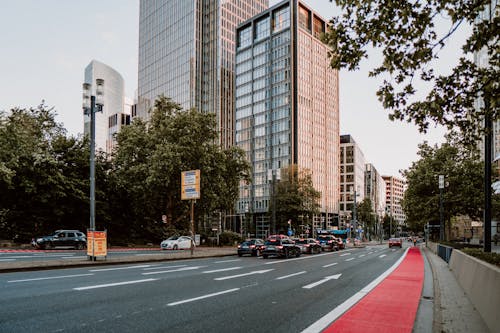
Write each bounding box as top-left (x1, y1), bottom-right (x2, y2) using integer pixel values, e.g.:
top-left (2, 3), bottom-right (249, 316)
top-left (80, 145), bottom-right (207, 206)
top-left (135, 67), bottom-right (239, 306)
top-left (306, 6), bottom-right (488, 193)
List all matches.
top-left (324, 0), bottom-right (499, 141)
top-left (0, 104), bottom-right (91, 241)
top-left (401, 133), bottom-right (483, 233)
top-left (270, 165), bottom-right (321, 233)
top-left (110, 96), bottom-right (250, 242)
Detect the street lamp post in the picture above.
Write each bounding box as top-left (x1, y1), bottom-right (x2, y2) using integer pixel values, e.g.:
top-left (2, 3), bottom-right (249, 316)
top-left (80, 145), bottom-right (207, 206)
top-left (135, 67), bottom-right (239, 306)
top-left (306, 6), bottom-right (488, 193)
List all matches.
top-left (439, 175), bottom-right (445, 241)
top-left (82, 79), bottom-right (104, 260)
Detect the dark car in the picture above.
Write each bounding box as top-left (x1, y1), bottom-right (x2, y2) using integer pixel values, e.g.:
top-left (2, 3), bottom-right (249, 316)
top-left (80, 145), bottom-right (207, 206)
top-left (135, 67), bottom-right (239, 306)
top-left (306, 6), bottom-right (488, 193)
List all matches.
top-left (237, 238), bottom-right (265, 256)
top-left (317, 235), bottom-right (338, 251)
top-left (32, 230), bottom-right (87, 250)
top-left (294, 238), bottom-right (322, 254)
top-left (388, 238), bottom-right (403, 248)
top-left (261, 238), bottom-right (301, 259)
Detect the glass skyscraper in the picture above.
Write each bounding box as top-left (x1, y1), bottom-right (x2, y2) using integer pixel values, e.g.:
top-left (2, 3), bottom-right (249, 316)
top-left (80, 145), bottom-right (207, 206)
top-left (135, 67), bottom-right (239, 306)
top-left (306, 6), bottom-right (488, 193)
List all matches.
top-left (235, 0), bottom-right (340, 234)
top-left (137, 0), bottom-right (268, 148)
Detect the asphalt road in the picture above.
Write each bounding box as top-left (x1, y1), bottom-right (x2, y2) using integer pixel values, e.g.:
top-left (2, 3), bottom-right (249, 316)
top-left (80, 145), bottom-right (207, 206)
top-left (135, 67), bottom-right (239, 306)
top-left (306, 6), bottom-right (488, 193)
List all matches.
top-left (0, 244), bottom-right (405, 333)
top-left (0, 248), bottom-right (163, 263)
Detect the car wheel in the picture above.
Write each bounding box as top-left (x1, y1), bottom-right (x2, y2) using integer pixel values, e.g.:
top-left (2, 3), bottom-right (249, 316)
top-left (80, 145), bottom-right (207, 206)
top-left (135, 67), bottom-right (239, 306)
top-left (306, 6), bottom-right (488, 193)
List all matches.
top-left (262, 254), bottom-right (268, 259)
top-left (44, 242), bottom-right (52, 250)
top-left (173, 245), bottom-right (178, 250)
top-left (284, 249), bottom-right (289, 259)
top-left (238, 253), bottom-right (243, 257)
top-left (295, 249), bottom-right (301, 257)
top-left (76, 242), bottom-right (84, 250)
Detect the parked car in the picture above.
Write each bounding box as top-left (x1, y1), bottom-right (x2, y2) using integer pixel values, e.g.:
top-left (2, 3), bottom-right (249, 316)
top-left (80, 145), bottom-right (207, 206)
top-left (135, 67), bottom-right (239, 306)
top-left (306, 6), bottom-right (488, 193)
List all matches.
top-left (160, 236), bottom-right (194, 250)
top-left (237, 238), bottom-right (265, 257)
top-left (31, 230), bottom-right (87, 250)
top-left (261, 238), bottom-right (301, 259)
top-left (293, 238), bottom-right (322, 254)
top-left (388, 238), bottom-right (403, 248)
top-left (317, 235), bottom-right (337, 251)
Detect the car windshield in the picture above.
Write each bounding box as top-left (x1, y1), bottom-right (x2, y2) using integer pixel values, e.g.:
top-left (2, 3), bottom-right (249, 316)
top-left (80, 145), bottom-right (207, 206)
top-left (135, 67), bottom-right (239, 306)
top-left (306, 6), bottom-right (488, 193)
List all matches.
top-left (167, 236), bottom-right (179, 240)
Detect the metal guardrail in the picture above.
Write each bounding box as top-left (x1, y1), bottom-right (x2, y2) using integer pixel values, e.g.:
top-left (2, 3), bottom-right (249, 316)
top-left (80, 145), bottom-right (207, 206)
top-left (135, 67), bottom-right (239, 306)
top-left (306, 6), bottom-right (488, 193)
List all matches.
top-left (437, 244), bottom-right (454, 263)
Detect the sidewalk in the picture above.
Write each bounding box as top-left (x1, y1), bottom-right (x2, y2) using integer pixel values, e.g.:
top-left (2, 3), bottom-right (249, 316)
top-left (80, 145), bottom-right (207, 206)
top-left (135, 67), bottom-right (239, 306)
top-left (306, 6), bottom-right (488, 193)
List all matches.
top-left (422, 245), bottom-right (490, 333)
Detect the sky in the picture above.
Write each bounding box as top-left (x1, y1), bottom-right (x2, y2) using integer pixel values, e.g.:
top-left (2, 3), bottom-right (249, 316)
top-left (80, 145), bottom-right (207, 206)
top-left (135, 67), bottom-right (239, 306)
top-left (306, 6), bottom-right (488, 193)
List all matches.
top-left (0, 0), bottom-right (470, 177)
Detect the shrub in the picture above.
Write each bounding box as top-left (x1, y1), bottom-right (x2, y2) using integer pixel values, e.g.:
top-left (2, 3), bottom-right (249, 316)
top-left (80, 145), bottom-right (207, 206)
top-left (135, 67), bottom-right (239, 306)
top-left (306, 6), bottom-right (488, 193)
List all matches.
top-left (461, 248), bottom-right (500, 267)
top-left (218, 231), bottom-right (243, 246)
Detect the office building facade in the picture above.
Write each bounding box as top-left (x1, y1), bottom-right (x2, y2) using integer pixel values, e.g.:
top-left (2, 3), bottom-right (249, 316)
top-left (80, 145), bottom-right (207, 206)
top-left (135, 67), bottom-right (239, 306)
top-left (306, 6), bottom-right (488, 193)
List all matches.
top-left (383, 175), bottom-right (407, 232)
top-left (137, 0), bottom-right (268, 148)
top-left (235, 0), bottom-right (340, 236)
top-left (339, 135), bottom-right (366, 227)
top-left (84, 60), bottom-right (127, 155)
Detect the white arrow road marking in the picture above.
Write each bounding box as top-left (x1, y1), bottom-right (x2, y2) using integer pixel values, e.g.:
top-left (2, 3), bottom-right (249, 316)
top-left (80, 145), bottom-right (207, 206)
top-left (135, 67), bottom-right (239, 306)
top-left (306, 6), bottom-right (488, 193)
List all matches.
top-left (203, 267), bottom-right (242, 274)
top-left (214, 269), bottom-right (274, 281)
top-left (142, 266), bottom-right (202, 275)
top-left (9, 273), bottom-right (94, 283)
top-left (323, 263), bottom-right (338, 267)
top-left (74, 278), bottom-right (157, 290)
top-left (379, 254), bottom-right (387, 258)
top-left (302, 274), bottom-right (342, 289)
top-left (167, 288), bottom-right (240, 306)
top-left (276, 271), bottom-right (307, 280)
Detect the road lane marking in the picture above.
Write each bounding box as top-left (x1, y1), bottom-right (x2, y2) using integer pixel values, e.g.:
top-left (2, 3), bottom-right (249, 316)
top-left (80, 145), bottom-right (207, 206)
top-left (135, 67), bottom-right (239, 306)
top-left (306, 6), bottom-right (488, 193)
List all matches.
top-left (302, 248), bottom-right (409, 333)
top-left (214, 269), bottom-right (274, 281)
top-left (142, 265), bottom-right (187, 271)
top-left (74, 278), bottom-right (157, 290)
top-left (203, 267), bottom-right (242, 274)
top-left (345, 258), bottom-right (355, 262)
top-left (379, 254), bottom-right (387, 258)
top-left (340, 253), bottom-right (351, 257)
top-left (276, 271), bottom-right (307, 280)
top-left (0, 259), bottom-right (15, 262)
top-left (213, 259), bottom-right (241, 263)
top-left (263, 252), bottom-right (332, 265)
top-left (9, 273), bottom-right (94, 283)
top-left (142, 266), bottom-right (202, 275)
top-left (167, 288), bottom-right (240, 306)
top-left (358, 254), bottom-right (365, 258)
top-left (303, 274), bottom-right (342, 289)
top-left (323, 263), bottom-right (338, 267)
top-left (89, 265), bottom-right (153, 272)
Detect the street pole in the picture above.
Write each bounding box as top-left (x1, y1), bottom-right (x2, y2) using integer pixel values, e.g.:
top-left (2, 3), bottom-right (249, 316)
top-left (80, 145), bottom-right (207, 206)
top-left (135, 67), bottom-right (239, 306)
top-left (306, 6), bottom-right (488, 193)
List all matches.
top-left (190, 199), bottom-right (195, 255)
top-left (439, 175), bottom-right (445, 241)
top-left (484, 98), bottom-right (492, 252)
top-left (83, 79), bottom-right (104, 261)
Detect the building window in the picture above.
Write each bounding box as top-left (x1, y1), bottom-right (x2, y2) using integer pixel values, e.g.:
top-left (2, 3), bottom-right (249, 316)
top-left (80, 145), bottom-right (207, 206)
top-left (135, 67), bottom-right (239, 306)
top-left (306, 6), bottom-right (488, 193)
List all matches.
top-left (254, 16), bottom-right (270, 41)
top-left (298, 5), bottom-right (310, 32)
top-left (238, 25), bottom-right (252, 49)
top-left (272, 5), bottom-right (290, 32)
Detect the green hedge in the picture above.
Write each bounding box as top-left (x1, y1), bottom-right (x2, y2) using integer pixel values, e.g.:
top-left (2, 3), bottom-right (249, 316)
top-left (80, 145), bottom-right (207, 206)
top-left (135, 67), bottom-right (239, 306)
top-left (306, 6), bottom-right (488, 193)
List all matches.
top-left (461, 248), bottom-right (500, 267)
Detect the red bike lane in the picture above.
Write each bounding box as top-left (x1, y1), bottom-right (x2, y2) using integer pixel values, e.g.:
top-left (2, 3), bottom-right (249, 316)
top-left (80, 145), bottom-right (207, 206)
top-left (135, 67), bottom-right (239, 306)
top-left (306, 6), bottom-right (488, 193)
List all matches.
top-left (323, 247), bottom-right (424, 333)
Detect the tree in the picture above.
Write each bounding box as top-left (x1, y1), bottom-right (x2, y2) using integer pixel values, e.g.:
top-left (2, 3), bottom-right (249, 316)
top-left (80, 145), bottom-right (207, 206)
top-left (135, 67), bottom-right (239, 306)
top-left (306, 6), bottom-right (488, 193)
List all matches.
top-left (110, 96), bottom-right (250, 243)
top-left (357, 198), bottom-right (375, 238)
top-left (324, 0), bottom-right (498, 142)
top-left (401, 133), bottom-right (483, 237)
top-left (270, 165), bottom-right (321, 233)
top-left (0, 103), bottom-right (92, 241)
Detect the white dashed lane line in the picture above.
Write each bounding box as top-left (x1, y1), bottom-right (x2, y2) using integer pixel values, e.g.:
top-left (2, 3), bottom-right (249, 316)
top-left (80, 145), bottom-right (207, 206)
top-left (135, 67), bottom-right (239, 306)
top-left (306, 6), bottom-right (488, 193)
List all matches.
top-left (275, 271), bottom-right (307, 280)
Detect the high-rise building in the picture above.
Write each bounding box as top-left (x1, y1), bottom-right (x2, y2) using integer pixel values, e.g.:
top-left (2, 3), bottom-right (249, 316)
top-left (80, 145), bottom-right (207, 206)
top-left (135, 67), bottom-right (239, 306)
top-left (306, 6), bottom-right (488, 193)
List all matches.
top-left (383, 175), bottom-right (406, 234)
top-left (365, 163), bottom-right (386, 217)
top-left (83, 60), bottom-right (127, 155)
top-left (235, 0), bottom-right (340, 236)
top-left (137, 0), bottom-right (268, 148)
top-left (339, 135), bottom-right (366, 227)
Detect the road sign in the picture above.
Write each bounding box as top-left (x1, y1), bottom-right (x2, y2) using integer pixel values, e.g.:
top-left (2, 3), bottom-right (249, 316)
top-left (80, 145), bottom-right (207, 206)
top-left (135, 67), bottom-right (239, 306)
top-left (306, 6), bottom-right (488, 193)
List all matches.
top-left (181, 170), bottom-right (200, 200)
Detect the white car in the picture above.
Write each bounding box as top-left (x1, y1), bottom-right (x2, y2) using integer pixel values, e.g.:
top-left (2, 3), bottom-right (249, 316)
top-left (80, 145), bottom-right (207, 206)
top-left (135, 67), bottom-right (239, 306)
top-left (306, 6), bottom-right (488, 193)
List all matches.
top-left (160, 236), bottom-right (194, 250)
